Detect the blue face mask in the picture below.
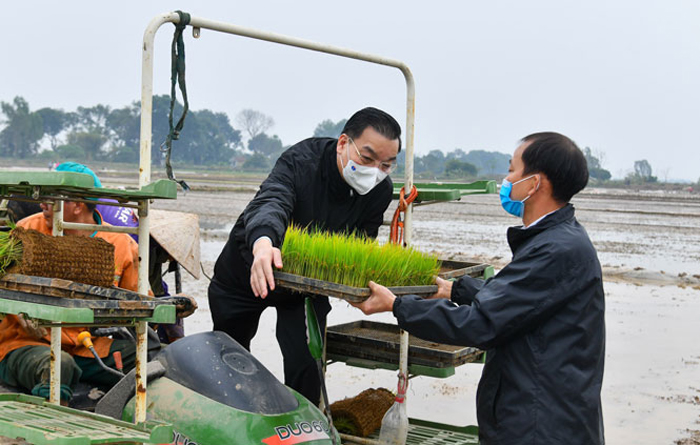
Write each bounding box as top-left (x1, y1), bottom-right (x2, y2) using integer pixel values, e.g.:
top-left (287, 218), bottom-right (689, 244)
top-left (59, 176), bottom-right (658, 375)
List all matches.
top-left (499, 175), bottom-right (538, 218)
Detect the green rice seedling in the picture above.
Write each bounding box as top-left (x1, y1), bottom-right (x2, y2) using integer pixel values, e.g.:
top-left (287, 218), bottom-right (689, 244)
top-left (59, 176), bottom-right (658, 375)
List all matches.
top-left (280, 226), bottom-right (440, 288)
top-left (0, 226), bottom-right (23, 276)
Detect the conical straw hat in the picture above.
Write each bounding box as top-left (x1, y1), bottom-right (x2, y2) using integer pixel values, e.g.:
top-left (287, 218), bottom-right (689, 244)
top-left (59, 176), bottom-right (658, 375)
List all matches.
top-left (149, 209), bottom-right (201, 279)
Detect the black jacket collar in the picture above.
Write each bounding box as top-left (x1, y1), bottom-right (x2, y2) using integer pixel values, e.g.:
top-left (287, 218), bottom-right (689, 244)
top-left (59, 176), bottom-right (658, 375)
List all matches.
top-left (507, 204), bottom-right (575, 253)
top-left (324, 140), bottom-right (354, 199)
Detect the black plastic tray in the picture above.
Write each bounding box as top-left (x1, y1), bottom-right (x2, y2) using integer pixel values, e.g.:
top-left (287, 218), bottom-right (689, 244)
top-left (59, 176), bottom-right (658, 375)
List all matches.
top-left (275, 260), bottom-right (488, 303)
top-left (326, 320), bottom-right (481, 369)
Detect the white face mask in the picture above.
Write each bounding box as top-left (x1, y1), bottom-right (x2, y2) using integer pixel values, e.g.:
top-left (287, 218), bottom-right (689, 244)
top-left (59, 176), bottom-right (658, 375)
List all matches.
top-left (341, 143), bottom-right (388, 195)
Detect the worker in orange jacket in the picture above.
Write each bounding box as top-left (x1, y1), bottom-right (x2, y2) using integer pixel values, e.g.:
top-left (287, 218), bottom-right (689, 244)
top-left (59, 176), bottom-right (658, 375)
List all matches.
top-left (0, 166), bottom-right (142, 404)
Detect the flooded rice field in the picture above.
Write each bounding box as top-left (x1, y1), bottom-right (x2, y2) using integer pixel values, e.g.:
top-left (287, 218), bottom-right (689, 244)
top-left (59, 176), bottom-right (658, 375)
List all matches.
top-left (153, 187), bottom-right (700, 445)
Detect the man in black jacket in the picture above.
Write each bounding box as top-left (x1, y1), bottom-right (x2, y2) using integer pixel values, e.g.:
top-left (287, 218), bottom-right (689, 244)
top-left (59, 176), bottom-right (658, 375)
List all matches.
top-left (208, 107), bottom-right (401, 404)
top-left (355, 132), bottom-right (605, 445)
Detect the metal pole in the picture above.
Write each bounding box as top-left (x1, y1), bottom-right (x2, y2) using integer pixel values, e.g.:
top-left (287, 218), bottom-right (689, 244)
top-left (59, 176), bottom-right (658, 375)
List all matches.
top-left (398, 69), bottom-right (416, 387)
top-left (140, 9), bottom-right (418, 420)
top-left (137, 13), bottom-right (169, 423)
top-left (59, 221), bottom-right (139, 235)
top-left (49, 326), bottom-right (61, 405)
top-left (49, 200), bottom-right (64, 405)
top-left (134, 320), bottom-right (148, 422)
top-left (134, 200), bottom-right (150, 423)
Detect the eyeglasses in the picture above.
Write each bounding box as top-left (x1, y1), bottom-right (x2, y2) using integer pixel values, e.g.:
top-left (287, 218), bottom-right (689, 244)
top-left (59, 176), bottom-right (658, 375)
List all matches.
top-left (348, 137), bottom-right (397, 173)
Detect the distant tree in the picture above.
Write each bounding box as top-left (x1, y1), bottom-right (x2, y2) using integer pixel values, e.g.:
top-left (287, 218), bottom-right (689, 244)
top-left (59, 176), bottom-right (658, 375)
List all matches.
top-left (625, 159), bottom-right (657, 184)
top-left (392, 150), bottom-right (406, 176)
top-left (55, 144), bottom-right (86, 160)
top-left (182, 109), bottom-right (242, 165)
top-left (151, 94), bottom-right (183, 165)
top-left (420, 150), bottom-right (446, 176)
top-left (242, 153), bottom-right (271, 171)
top-left (584, 146), bottom-right (611, 181)
top-left (0, 96), bottom-right (44, 158)
top-left (633, 159), bottom-right (656, 182)
top-left (444, 159), bottom-right (478, 178)
top-left (66, 131), bottom-right (106, 161)
top-left (106, 104), bottom-right (140, 152)
top-left (74, 105), bottom-right (110, 130)
top-left (313, 119), bottom-right (347, 138)
top-left (36, 107), bottom-right (70, 150)
top-left (583, 147), bottom-right (600, 169)
top-left (463, 150), bottom-right (510, 176)
top-left (67, 104), bottom-right (115, 161)
top-left (236, 109), bottom-right (274, 140)
top-left (445, 148), bottom-right (468, 161)
top-left (37, 150), bottom-right (56, 161)
top-left (589, 167), bottom-right (611, 181)
top-left (248, 133), bottom-right (284, 159)
top-left (634, 159), bottom-right (651, 178)
top-left (130, 95), bottom-right (242, 166)
top-left (109, 145), bottom-right (139, 163)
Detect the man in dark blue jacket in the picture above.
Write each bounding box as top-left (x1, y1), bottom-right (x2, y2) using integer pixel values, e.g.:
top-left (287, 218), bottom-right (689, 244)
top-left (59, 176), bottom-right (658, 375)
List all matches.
top-left (355, 132), bottom-right (605, 445)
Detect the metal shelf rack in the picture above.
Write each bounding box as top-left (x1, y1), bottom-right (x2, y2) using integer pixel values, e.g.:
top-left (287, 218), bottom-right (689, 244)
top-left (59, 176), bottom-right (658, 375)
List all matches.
top-left (0, 170), bottom-right (178, 444)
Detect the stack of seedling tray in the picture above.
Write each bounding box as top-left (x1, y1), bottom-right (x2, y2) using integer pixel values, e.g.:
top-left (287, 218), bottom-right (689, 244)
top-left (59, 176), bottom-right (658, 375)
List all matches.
top-left (326, 320), bottom-right (482, 371)
top-left (0, 274), bottom-right (176, 324)
top-left (321, 260), bottom-right (489, 376)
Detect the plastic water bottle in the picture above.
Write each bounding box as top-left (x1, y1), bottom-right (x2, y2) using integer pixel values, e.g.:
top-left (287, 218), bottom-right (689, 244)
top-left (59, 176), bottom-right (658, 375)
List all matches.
top-left (378, 373), bottom-right (409, 445)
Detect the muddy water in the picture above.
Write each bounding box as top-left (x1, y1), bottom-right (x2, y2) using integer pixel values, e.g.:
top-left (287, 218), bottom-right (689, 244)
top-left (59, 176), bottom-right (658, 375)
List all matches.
top-left (153, 188), bottom-right (700, 445)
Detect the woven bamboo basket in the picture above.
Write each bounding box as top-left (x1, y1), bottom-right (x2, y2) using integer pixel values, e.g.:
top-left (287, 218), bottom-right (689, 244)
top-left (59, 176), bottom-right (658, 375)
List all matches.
top-left (9, 227), bottom-right (115, 287)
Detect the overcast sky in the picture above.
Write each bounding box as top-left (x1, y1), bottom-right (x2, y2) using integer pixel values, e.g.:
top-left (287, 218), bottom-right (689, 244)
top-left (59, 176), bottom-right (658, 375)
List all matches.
top-left (3, 1), bottom-right (699, 181)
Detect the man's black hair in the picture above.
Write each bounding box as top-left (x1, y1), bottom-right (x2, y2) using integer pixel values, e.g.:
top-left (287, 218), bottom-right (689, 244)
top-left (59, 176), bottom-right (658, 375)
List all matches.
top-left (84, 201), bottom-right (97, 212)
top-left (341, 107), bottom-right (402, 153)
top-left (521, 132), bottom-right (588, 203)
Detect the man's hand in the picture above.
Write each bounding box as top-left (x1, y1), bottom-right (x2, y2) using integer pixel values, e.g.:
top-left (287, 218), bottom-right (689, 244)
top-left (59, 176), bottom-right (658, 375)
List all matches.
top-left (250, 237), bottom-right (283, 298)
top-left (17, 314), bottom-right (47, 339)
top-left (427, 276), bottom-right (453, 300)
top-left (351, 281), bottom-right (397, 315)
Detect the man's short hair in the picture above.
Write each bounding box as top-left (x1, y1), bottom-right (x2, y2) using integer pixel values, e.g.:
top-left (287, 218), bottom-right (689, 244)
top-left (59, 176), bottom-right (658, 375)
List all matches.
top-left (521, 132), bottom-right (588, 203)
top-left (341, 107), bottom-right (402, 153)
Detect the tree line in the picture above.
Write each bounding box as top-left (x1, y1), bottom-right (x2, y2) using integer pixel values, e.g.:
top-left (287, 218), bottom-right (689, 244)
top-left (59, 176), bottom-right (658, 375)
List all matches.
top-left (2, 95), bottom-right (658, 183)
top-left (0, 96), bottom-right (243, 166)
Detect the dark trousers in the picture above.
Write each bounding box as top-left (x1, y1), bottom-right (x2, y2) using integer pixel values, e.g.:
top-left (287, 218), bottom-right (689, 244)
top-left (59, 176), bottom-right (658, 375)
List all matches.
top-left (208, 278), bottom-right (331, 405)
top-left (0, 340), bottom-right (137, 401)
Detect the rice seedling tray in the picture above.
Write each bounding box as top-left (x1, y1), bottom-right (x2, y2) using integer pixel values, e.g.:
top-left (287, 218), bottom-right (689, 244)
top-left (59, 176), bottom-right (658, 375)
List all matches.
top-left (326, 320), bottom-right (482, 370)
top-left (273, 271), bottom-right (437, 303)
top-left (274, 260), bottom-right (490, 303)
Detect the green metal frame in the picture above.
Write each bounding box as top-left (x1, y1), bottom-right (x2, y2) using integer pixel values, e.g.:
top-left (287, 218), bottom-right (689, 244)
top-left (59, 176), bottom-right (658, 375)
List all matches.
top-left (0, 172), bottom-right (177, 201)
top-left (342, 418), bottom-right (479, 445)
top-left (0, 394), bottom-right (172, 445)
top-left (393, 180), bottom-right (497, 203)
top-left (405, 418), bottom-right (479, 444)
top-left (0, 169), bottom-right (177, 418)
top-left (0, 296), bottom-right (176, 325)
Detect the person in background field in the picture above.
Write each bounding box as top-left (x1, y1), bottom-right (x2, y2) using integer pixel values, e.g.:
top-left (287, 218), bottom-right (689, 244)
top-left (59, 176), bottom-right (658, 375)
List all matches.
top-left (0, 162), bottom-right (142, 404)
top-left (208, 107), bottom-right (401, 405)
top-left (354, 132), bottom-right (605, 445)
